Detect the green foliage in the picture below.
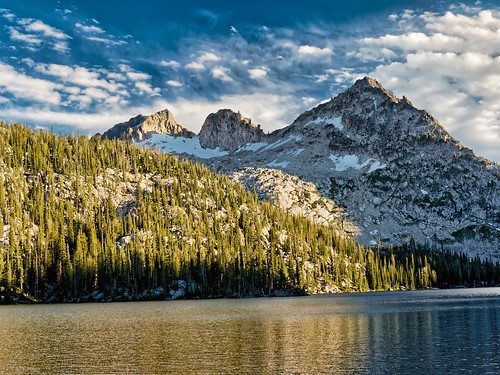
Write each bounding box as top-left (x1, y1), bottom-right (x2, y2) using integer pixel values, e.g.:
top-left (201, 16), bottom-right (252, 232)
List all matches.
top-left (0, 122), bottom-right (498, 303)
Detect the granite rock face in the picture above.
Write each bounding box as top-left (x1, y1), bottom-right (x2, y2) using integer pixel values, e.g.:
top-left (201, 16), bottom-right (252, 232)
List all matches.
top-left (199, 109), bottom-right (266, 151)
top-left (102, 109), bottom-right (195, 142)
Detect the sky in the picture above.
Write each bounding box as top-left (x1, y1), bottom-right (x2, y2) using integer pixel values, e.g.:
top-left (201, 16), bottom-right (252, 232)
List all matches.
top-left (0, 0), bottom-right (499, 162)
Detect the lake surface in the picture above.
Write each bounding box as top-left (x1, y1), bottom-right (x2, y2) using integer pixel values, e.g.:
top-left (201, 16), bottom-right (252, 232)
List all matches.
top-left (0, 288), bottom-right (499, 374)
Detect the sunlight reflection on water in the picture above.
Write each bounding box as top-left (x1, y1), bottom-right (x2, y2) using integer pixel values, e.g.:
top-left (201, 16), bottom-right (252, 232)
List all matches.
top-left (0, 288), bottom-right (499, 374)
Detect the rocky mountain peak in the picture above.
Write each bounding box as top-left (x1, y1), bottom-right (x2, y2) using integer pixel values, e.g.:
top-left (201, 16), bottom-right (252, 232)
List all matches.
top-left (102, 108), bottom-right (195, 142)
top-left (284, 76), bottom-right (457, 155)
top-left (199, 109), bottom-right (266, 151)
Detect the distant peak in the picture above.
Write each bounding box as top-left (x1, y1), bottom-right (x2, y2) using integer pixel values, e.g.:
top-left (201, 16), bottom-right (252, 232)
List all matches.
top-left (343, 76), bottom-right (399, 104)
top-left (208, 109), bottom-right (258, 129)
top-left (199, 109), bottom-right (265, 151)
top-left (356, 76), bottom-right (384, 89)
top-left (101, 108), bottom-right (194, 142)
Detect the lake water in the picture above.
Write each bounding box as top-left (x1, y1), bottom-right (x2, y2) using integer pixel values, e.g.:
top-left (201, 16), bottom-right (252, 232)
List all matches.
top-left (0, 288), bottom-right (499, 374)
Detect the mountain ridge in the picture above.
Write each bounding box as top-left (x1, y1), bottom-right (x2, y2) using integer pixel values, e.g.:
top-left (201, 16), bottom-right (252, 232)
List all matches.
top-left (101, 77), bottom-right (500, 259)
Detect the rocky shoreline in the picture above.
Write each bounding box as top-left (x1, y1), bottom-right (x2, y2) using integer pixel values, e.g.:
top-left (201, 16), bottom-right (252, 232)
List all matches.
top-left (0, 281), bottom-right (308, 305)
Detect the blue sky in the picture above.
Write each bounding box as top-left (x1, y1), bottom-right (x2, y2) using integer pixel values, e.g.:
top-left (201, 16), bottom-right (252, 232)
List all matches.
top-left (0, 0), bottom-right (499, 162)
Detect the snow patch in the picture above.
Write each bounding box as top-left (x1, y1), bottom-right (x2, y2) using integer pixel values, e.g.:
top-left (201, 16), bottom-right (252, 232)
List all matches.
top-left (138, 134), bottom-right (229, 159)
top-left (261, 135), bottom-right (302, 151)
top-left (237, 142), bottom-right (268, 152)
top-left (369, 240), bottom-right (378, 246)
top-left (266, 159), bottom-right (290, 168)
top-left (329, 154), bottom-right (386, 173)
top-left (306, 116), bottom-right (343, 130)
top-left (368, 161), bottom-right (386, 173)
top-left (373, 98), bottom-right (378, 111)
top-left (291, 148), bottom-right (305, 156)
top-left (421, 189), bottom-right (429, 195)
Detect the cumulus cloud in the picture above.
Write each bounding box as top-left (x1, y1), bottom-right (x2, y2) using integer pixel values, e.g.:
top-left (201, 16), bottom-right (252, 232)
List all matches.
top-left (35, 63), bottom-right (127, 94)
top-left (6, 17), bottom-right (70, 52)
top-left (7, 27), bottom-right (42, 45)
top-left (75, 22), bottom-right (105, 34)
top-left (161, 60), bottom-right (181, 68)
top-left (166, 80), bottom-right (183, 87)
top-left (248, 68), bottom-right (267, 80)
top-left (0, 8), bottom-right (16, 22)
top-left (358, 9), bottom-right (500, 162)
top-left (20, 19), bottom-right (69, 40)
top-left (0, 62), bottom-right (62, 105)
top-left (297, 45), bottom-right (333, 57)
top-left (211, 66), bottom-right (233, 82)
top-left (186, 52), bottom-right (220, 70)
top-left (0, 60), bottom-right (161, 110)
top-left (117, 64), bottom-right (161, 95)
top-left (134, 81), bottom-right (161, 96)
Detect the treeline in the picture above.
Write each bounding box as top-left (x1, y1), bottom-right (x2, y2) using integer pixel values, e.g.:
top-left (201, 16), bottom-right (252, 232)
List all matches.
top-left (0, 122), bottom-right (498, 303)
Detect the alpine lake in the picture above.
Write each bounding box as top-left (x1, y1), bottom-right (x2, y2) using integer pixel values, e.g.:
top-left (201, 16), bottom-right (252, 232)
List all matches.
top-left (0, 288), bottom-right (499, 374)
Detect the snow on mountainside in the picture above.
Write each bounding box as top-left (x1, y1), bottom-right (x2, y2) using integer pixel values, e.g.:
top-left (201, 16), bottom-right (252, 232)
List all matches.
top-left (101, 77), bottom-right (500, 258)
top-left (138, 134), bottom-right (229, 159)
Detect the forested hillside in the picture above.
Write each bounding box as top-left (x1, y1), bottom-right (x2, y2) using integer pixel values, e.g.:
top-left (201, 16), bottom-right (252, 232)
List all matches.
top-left (0, 122), bottom-right (498, 303)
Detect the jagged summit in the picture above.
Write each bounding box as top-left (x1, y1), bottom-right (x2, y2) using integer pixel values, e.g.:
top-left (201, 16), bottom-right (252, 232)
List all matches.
top-left (199, 109), bottom-right (265, 151)
top-left (285, 76), bottom-right (455, 154)
top-left (347, 76), bottom-right (397, 100)
top-left (102, 108), bottom-right (195, 142)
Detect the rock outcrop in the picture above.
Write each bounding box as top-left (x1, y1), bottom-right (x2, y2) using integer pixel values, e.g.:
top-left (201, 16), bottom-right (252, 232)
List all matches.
top-left (102, 109), bottom-right (195, 142)
top-left (199, 109), bottom-right (266, 151)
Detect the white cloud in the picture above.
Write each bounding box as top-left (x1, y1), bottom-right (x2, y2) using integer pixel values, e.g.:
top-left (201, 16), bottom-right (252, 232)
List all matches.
top-left (85, 36), bottom-right (127, 46)
top-left (7, 18), bottom-right (70, 52)
top-left (248, 68), bottom-right (267, 80)
top-left (211, 66), bottom-right (233, 82)
top-left (358, 9), bottom-right (500, 162)
top-left (166, 80), bottom-right (183, 87)
top-left (126, 71), bottom-right (151, 81)
top-left (297, 45), bottom-right (333, 57)
top-left (161, 60), bottom-right (181, 68)
top-left (198, 52), bottom-right (220, 63)
top-left (0, 107), bottom-right (132, 132)
top-left (75, 22), bottom-right (105, 34)
top-left (0, 8), bottom-right (16, 22)
top-left (106, 72), bottom-right (126, 81)
top-left (21, 19), bottom-right (70, 40)
top-left (8, 27), bottom-right (42, 45)
top-left (186, 52), bottom-right (220, 70)
top-left (52, 41), bottom-right (70, 53)
top-left (0, 62), bottom-right (62, 105)
top-left (35, 63), bottom-right (127, 94)
top-left (134, 81), bottom-right (161, 96)
top-left (315, 74), bottom-right (328, 83)
top-left (186, 61), bottom-right (205, 70)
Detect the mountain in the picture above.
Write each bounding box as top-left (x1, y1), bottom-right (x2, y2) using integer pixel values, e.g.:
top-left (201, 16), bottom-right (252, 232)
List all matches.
top-left (102, 77), bottom-right (500, 259)
top-left (4, 122), bottom-right (480, 303)
top-left (101, 108), bottom-right (195, 141)
top-left (199, 109), bottom-right (265, 151)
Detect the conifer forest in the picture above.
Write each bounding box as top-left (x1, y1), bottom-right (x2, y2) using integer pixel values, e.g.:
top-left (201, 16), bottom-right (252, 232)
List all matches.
top-left (0, 122), bottom-right (499, 303)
